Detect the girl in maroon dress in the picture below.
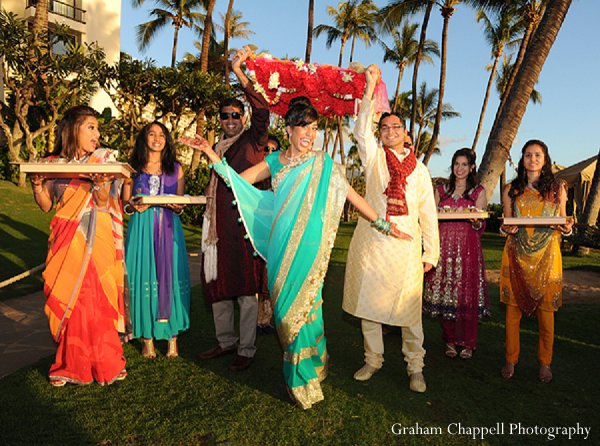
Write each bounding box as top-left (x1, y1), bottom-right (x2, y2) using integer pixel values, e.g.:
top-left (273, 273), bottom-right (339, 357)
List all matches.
top-left (423, 148), bottom-right (490, 359)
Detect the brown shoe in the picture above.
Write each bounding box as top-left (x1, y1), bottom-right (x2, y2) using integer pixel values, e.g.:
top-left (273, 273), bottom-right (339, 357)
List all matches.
top-left (197, 345), bottom-right (236, 361)
top-left (228, 354), bottom-right (253, 372)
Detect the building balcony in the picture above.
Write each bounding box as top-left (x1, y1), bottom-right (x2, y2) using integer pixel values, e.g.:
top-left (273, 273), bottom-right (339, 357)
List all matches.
top-left (26, 0), bottom-right (86, 24)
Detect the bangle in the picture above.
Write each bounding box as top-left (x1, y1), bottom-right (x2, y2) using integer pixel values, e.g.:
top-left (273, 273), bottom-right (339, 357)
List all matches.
top-left (123, 203), bottom-right (135, 215)
top-left (561, 228), bottom-right (573, 237)
top-left (471, 220), bottom-right (483, 230)
top-left (32, 187), bottom-right (45, 195)
top-left (92, 181), bottom-right (110, 192)
top-left (174, 208), bottom-right (184, 216)
top-left (499, 226), bottom-right (508, 237)
top-left (371, 216), bottom-right (391, 236)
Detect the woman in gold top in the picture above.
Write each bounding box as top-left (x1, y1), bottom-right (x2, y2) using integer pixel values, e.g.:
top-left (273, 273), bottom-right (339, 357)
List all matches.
top-left (499, 139), bottom-right (572, 383)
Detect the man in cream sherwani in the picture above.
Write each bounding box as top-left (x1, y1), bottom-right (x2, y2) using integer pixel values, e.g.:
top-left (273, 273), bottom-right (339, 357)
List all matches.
top-left (343, 65), bottom-right (439, 393)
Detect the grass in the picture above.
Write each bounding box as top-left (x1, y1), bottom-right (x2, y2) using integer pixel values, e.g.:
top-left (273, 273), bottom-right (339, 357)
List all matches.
top-left (1, 182), bottom-right (599, 445)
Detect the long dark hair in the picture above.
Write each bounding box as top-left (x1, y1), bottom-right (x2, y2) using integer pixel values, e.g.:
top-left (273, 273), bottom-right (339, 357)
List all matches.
top-left (285, 96), bottom-right (319, 127)
top-left (442, 148), bottom-right (478, 201)
top-left (51, 105), bottom-right (99, 160)
top-left (129, 121), bottom-right (177, 175)
top-left (508, 139), bottom-right (558, 202)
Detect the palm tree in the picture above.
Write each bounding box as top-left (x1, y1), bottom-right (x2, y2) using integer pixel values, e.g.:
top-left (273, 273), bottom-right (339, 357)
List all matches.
top-left (215, 7), bottom-right (255, 84)
top-left (377, 0), bottom-right (436, 142)
top-left (133, 0), bottom-right (205, 68)
top-left (221, 0), bottom-right (235, 84)
top-left (495, 55), bottom-right (541, 105)
top-left (313, 0), bottom-right (378, 67)
top-left (489, 0), bottom-right (548, 135)
top-left (477, 0), bottom-right (573, 200)
top-left (471, 7), bottom-right (521, 152)
top-left (199, 0), bottom-right (216, 73)
top-left (380, 21), bottom-right (439, 112)
top-left (411, 81), bottom-right (459, 162)
top-left (306, 0), bottom-right (315, 62)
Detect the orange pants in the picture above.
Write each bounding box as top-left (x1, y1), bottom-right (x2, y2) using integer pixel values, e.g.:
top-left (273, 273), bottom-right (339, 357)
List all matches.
top-left (505, 304), bottom-right (554, 366)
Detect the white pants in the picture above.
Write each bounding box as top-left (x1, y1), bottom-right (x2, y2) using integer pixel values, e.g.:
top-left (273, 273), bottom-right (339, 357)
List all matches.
top-left (212, 295), bottom-right (258, 358)
top-left (361, 318), bottom-right (425, 375)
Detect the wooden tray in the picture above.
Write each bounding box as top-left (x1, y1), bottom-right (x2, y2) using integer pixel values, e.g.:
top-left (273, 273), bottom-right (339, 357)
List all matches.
top-left (133, 195), bottom-right (207, 205)
top-left (503, 216), bottom-right (567, 226)
top-left (437, 211), bottom-right (489, 220)
top-left (20, 162), bottom-right (135, 179)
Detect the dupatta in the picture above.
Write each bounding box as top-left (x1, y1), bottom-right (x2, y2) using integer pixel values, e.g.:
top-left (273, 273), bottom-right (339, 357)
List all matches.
top-left (43, 149), bottom-right (126, 342)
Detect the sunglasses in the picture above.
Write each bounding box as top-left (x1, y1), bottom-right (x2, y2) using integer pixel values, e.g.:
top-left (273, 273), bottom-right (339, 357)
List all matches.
top-left (219, 111), bottom-right (242, 120)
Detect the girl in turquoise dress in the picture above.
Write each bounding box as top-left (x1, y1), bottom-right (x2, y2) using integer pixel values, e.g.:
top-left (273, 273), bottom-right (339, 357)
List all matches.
top-left (123, 122), bottom-right (190, 359)
top-left (182, 97), bottom-right (409, 409)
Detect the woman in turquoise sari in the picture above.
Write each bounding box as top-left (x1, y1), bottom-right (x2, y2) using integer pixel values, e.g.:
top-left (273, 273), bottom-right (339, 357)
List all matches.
top-left (182, 97), bottom-right (409, 409)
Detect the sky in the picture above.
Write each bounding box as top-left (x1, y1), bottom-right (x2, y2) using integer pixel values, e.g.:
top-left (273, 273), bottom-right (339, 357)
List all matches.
top-left (120, 0), bottom-right (600, 202)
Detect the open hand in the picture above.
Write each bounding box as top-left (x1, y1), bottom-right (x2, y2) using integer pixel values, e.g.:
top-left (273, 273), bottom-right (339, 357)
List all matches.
top-left (231, 46), bottom-right (252, 71)
top-left (390, 223), bottom-right (413, 241)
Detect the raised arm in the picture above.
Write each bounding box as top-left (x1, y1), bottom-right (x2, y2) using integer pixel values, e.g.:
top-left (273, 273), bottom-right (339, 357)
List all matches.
top-left (179, 135), bottom-right (270, 185)
top-left (232, 46), bottom-right (269, 148)
top-left (354, 65), bottom-right (381, 167)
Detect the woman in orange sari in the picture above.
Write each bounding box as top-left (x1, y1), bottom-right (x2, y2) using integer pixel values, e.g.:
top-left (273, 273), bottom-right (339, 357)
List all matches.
top-left (499, 139), bottom-right (572, 384)
top-left (30, 105), bottom-right (127, 386)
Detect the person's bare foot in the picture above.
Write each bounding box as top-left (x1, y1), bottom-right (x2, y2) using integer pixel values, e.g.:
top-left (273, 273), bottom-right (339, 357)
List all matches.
top-left (501, 363), bottom-right (515, 379)
top-left (539, 365), bottom-right (552, 383)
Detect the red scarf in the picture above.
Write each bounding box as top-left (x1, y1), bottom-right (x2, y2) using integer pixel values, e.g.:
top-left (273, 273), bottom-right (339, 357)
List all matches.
top-left (383, 144), bottom-right (417, 218)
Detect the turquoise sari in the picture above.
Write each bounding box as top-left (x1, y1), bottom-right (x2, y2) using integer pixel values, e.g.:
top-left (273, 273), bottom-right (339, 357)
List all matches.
top-left (213, 151), bottom-right (348, 409)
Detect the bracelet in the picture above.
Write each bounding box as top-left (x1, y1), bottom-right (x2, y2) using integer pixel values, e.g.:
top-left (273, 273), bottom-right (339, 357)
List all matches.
top-left (92, 181), bottom-right (110, 192)
top-left (371, 216), bottom-right (391, 236)
top-left (32, 187), bottom-right (45, 195)
top-left (561, 228), bottom-right (573, 237)
top-left (174, 208), bottom-right (184, 216)
top-left (499, 226), bottom-right (508, 237)
top-left (471, 220), bottom-right (483, 230)
top-left (123, 202), bottom-right (135, 216)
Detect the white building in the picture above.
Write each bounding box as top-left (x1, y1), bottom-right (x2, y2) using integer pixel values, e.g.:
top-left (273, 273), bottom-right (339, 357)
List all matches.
top-left (0, 0), bottom-right (121, 112)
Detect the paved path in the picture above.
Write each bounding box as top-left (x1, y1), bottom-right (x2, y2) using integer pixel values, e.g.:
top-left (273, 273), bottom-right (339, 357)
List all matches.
top-left (0, 252), bottom-right (202, 379)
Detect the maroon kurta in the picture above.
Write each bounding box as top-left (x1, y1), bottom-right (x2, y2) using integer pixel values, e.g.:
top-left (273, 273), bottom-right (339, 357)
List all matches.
top-left (202, 84), bottom-right (269, 303)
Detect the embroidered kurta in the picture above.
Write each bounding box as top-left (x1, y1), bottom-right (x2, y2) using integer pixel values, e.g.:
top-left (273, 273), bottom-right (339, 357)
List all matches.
top-left (201, 83), bottom-right (269, 303)
top-left (125, 163), bottom-right (191, 340)
top-left (423, 184), bottom-right (490, 321)
top-left (343, 97), bottom-right (440, 327)
top-left (500, 188), bottom-right (563, 315)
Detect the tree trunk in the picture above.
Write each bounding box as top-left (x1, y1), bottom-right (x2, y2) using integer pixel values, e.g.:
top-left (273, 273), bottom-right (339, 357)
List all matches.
top-left (171, 25), bottom-right (180, 68)
top-left (409, 0), bottom-right (434, 142)
top-left (472, 51), bottom-right (501, 153)
top-left (392, 64), bottom-right (405, 113)
top-left (200, 0), bottom-right (216, 73)
top-left (223, 0), bottom-right (235, 85)
top-left (32, 0), bottom-right (49, 41)
top-left (305, 0), bottom-right (315, 62)
top-left (338, 116), bottom-right (346, 165)
top-left (580, 147), bottom-right (600, 227)
top-left (349, 35), bottom-right (356, 64)
top-left (488, 20), bottom-right (536, 137)
top-left (338, 34), bottom-right (347, 67)
top-left (477, 0), bottom-right (573, 201)
top-left (423, 6), bottom-right (454, 166)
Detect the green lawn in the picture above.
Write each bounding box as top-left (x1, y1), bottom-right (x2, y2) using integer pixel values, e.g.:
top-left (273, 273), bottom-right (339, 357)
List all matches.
top-left (0, 181), bottom-right (599, 445)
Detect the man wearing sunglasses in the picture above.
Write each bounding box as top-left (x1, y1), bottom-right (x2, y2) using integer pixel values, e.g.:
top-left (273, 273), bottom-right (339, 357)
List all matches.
top-left (198, 46), bottom-right (269, 372)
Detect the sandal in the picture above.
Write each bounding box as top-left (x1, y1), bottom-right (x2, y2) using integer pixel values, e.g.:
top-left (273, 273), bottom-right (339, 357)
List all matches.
top-left (445, 343), bottom-right (457, 358)
top-left (539, 365), bottom-right (552, 383)
top-left (459, 348), bottom-right (473, 359)
top-left (166, 337), bottom-right (179, 358)
top-left (142, 338), bottom-right (156, 359)
top-left (501, 363), bottom-right (515, 380)
top-left (116, 370), bottom-right (128, 381)
top-left (50, 378), bottom-right (66, 387)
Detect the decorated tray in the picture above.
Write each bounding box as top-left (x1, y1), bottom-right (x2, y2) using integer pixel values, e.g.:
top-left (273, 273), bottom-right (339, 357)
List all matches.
top-left (133, 195), bottom-right (207, 205)
top-left (437, 211), bottom-right (489, 220)
top-left (20, 162), bottom-right (134, 179)
top-left (502, 216), bottom-right (567, 226)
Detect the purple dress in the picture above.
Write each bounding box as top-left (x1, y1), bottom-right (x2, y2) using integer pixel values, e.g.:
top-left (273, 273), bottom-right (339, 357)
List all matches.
top-left (423, 184), bottom-right (490, 348)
